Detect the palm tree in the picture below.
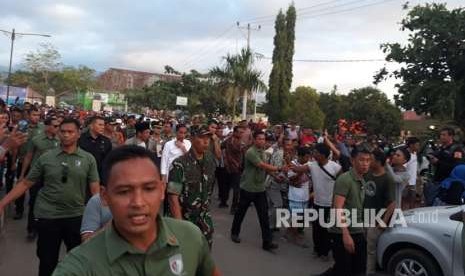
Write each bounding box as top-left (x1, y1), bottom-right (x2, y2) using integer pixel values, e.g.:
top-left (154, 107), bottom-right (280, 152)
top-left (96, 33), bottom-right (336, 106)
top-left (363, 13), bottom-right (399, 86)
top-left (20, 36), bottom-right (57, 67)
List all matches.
top-left (210, 48), bottom-right (266, 119)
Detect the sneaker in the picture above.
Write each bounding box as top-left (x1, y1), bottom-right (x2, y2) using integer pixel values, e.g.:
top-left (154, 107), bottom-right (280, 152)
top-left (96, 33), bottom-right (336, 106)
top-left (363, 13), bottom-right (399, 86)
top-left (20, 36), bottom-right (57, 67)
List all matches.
top-left (230, 234), bottom-right (241, 243)
top-left (262, 242), bottom-right (278, 252)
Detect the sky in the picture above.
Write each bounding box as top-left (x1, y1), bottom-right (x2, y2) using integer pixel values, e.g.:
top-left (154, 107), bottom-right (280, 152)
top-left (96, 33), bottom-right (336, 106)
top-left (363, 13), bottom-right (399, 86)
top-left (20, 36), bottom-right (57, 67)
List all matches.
top-left (0, 0), bottom-right (463, 100)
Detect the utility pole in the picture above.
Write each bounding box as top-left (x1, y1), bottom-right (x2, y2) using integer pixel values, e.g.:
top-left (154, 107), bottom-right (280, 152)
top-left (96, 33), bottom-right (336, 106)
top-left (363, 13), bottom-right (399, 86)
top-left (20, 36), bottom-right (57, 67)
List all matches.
top-left (236, 22), bottom-right (260, 121)
top-left (0, 29), bottom-right (51, 105)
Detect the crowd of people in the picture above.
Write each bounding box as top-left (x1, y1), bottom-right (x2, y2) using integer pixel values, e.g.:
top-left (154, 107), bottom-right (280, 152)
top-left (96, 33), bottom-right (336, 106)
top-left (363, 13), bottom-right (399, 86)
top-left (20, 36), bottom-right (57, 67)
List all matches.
top-left (0, 101), bottom-right (464, 276)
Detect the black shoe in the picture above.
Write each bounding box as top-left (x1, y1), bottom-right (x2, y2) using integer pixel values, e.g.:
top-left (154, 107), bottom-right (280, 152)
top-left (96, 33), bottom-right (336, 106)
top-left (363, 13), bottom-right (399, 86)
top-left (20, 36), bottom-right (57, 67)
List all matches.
top-left (219, 203), bottom-right (229, 208)
top-left (27, 231), bottom-right (37, 241)
top-left (13, 213), bottom-right (23, 220)
top-left (262, 242), bottom-right (278, 251)
top-left (229, 209), bottom-right (236, 215)
top-left (230, 234), bottom-right (241, 243)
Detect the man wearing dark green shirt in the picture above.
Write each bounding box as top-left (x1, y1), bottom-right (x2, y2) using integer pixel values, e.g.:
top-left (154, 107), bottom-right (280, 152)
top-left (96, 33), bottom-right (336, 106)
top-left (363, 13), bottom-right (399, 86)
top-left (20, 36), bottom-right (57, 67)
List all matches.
top-left (19, 116), bottom-right (61, 240)
top-left (0, 118), bottom-right (100, 276)
top-left (230, 130), bottom-right (286, 252)
top-left (320, 145), bottom-right (372, 276)
top-left (10, 107), bottom-right (44, 220)
top-left (53, 146), bottom-right (220, 276)
top-left (364, 149), bottom-right (396, 275)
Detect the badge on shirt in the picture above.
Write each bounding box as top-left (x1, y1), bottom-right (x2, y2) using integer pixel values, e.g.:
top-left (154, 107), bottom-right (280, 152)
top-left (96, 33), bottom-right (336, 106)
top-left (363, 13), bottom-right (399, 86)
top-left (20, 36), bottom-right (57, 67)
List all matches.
top-left (75, 160), bottom-right (81, 167)
top-left (169, 254), bottom-right (184, 275)
top-left (365, 180), bottom-right (376, 197)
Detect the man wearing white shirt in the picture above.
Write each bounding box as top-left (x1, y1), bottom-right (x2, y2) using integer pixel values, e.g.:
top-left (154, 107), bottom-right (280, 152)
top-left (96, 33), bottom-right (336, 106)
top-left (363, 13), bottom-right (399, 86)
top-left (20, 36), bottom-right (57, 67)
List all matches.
top-left (160, 124), bottom-right (191, 183)
top-left (292, 143), bottom-right (341, 260)
top-left (404, 137), bottom-right (420, 210)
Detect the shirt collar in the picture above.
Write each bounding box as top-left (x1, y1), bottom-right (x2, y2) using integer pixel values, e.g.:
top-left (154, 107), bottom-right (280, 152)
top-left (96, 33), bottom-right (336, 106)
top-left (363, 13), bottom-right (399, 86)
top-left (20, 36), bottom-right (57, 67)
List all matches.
top-left (349, 168), bottom-right (365, 183)
top-left (105, 216), bottom-right (179, 264)
top-left (55, 146), bottom-right (85, 157)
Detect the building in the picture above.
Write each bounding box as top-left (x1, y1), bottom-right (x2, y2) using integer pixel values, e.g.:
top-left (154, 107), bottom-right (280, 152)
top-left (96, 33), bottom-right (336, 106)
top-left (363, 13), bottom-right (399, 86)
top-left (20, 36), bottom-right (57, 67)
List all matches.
top-left (97, 67), bottom-right (182, 91)
top-left (0, 85), bottom-right (45, 105)
top-left (403, 110), bottom-right (426, 121)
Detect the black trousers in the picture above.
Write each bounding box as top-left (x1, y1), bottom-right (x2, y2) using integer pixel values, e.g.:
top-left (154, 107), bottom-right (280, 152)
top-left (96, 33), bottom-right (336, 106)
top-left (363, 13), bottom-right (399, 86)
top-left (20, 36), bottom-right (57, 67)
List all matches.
top-left (27, 183), bottom-right (41, 233)
top-left (219, 171), bottom-right (241, 210)
top-left (36, 216), bottom-right (82, 276)
top-left (312, 204), bottom-right (331, 257)
top-left (330, 233), bottom-right (367, 276)
top-left (5, 159), bottom-right (24, 215)
top-left (231, 189), bottom-right (272, 245)
top-left (216, 167), bottom-right (227, 203)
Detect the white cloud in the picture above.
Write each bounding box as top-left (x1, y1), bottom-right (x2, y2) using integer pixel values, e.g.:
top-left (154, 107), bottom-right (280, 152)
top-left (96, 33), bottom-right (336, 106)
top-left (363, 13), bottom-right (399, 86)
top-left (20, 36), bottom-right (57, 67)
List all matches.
top-left (41, 3), bottom-right (86, 21)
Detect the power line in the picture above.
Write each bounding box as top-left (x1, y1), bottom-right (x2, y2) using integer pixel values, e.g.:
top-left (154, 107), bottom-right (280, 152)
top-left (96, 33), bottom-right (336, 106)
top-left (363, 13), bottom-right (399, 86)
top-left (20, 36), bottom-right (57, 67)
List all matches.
top-left (181, 24), bottom-right (236, 70)
top-left (255, 54), bottom-right (385, 63)
top-left (183, 29), bottom-right (239, 70)
top-left (297, 0), bottom-right (398, 21)
top-left (253, 0), bottom-right (398, 25)
top-left (244, 0), bottom-right (346, 23)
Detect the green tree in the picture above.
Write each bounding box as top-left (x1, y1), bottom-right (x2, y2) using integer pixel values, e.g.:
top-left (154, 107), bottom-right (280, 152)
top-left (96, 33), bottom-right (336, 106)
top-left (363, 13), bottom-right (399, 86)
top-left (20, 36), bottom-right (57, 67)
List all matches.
top-left (374, 3), bottom-right (465, 126)
top-left (266, 4), bottom-right (296, 123)
top-left (210, 48), bottom-right (266, 118)
top-left (288, 86), bottom-right (324, 129)
top-left (23, 43), bottom-right (62, 95)
top-left (319, 91), bottom-right (350, 131)
top-left (127, 68), bottom-right (228, 116)
top-left (346, 87), bottom-right (402, 137)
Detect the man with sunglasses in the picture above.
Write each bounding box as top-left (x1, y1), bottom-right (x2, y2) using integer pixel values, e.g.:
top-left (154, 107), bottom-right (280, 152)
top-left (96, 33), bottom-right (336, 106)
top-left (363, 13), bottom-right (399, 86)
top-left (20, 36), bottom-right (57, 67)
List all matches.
top-left (0, 118), bottom-right (100, 276)
top-left (19, 117), bottom-right (61, 240)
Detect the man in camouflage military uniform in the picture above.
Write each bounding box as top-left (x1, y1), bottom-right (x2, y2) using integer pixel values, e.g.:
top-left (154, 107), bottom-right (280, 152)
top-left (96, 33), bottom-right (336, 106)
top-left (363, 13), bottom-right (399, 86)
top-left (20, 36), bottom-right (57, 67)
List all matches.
top-left (167, 125), bottom-right (217, 248)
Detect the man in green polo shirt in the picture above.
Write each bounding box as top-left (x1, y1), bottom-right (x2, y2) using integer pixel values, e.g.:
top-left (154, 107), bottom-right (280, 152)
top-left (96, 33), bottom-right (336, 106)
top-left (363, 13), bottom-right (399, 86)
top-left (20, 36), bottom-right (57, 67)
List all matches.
top-left (230, 130), bottom-right (286, 252)
top-left (0, 118), bottom-right (100, 276)
top-left (52, 145), bottom-right (220, 276)
top-left (19, 116), bottom-right (61, 240)
top-left (10, 107), bottom-right (44, 220)
top-left (318, 145), bottom-right (372, 276)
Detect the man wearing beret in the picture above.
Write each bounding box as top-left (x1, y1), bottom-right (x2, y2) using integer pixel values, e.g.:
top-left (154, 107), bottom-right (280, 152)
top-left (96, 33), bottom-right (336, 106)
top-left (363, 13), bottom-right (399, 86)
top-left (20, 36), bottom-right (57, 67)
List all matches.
top-left (167, 125), bottom-right (217, 248)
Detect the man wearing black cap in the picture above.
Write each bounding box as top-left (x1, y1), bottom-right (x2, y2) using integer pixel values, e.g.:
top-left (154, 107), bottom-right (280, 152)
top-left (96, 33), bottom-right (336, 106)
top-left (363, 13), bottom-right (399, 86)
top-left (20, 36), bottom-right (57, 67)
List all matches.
top-left (167, 125), bottom-right (217, 248)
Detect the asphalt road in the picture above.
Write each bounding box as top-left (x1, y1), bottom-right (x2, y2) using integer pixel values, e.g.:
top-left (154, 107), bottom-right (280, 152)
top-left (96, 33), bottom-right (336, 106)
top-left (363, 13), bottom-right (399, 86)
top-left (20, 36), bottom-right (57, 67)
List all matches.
top-left (0, 196), bottom-right (332, 276)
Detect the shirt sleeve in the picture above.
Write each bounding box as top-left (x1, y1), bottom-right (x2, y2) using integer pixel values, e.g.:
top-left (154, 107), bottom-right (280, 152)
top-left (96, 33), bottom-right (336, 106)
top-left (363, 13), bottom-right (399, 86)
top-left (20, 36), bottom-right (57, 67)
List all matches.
top-left (25, 138), bottom-right (35, 153)
top-left (196, 235), bottom-right (216, 276)
top-left (333, 175), bottom-right (350, 198)
top-left (80, 195), bottom-right (103, 234)
top-left (167, 160), bottom-right (183, 195)
top-left (87, 155), bottom-right (100, 183)
top-left (26, 155), bottom-right (43, 183)
top-left (52, 252), bottom-right (91, 276)
top-left (246, 148), bottom-right (262, 167)
top-left (385, 174), bottom-right (396, 205)
top-left (160, 142), bottom-right (170, 176)
top-left (406, 158), bottom-right (417, 186)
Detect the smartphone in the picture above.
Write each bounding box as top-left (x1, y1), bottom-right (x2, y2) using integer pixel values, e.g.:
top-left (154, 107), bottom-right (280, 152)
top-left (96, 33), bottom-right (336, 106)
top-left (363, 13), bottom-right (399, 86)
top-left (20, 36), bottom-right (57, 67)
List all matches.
top-left (18, 120), bottom-right (29, 133)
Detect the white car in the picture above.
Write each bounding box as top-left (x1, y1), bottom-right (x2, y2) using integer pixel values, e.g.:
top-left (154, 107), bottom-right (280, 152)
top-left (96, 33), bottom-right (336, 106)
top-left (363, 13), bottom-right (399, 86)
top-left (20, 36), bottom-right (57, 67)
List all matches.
top-left (377, 205), bottom-right (464, 276)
